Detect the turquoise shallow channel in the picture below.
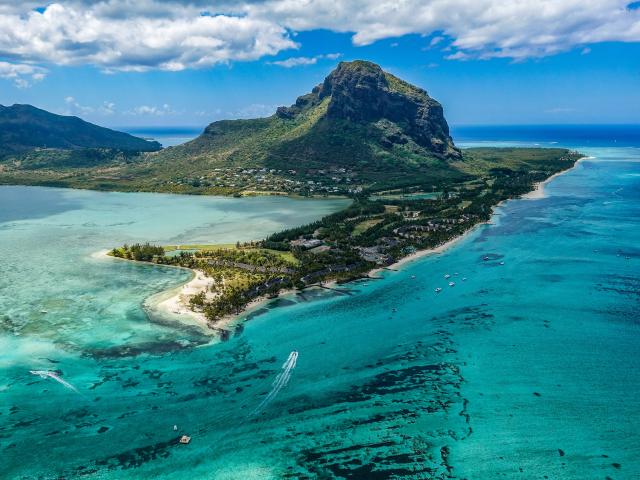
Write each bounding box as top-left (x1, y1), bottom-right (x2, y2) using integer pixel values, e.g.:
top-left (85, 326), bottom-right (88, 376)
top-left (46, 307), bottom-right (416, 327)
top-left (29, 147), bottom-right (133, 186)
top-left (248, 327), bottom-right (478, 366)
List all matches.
top-left (1, 140), bottom-right (639, 479)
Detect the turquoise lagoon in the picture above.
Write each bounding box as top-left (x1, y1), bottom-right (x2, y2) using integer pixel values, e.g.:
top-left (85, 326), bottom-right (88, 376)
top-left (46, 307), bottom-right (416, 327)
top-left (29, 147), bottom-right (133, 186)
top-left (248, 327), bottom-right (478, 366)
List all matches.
top-left (1, 142), bottom-right (639, 479)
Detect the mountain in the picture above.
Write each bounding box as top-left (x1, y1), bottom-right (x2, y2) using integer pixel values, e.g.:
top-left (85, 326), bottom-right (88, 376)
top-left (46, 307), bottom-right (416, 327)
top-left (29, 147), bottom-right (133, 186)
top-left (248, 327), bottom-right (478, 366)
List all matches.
top-left (0, 61), bottom-right (576, 196)
top-left (0, 104), bottom-right (161, 156)
top-left (155, 60), bottom-right (461, 175)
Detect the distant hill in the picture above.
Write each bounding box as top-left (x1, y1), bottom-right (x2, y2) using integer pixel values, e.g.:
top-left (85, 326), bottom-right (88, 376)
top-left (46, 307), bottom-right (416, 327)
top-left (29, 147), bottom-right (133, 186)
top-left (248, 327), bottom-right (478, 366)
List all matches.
top-left (0, 104), bottom-right (161, 156)
top-left (154, 60), bottom-right (461, 174)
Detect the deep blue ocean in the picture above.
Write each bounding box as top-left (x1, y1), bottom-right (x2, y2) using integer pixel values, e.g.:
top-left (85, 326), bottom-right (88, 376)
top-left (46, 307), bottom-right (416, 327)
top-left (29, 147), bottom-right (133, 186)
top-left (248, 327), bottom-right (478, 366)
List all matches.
top-left (1, 126), bottom-right (639, 479)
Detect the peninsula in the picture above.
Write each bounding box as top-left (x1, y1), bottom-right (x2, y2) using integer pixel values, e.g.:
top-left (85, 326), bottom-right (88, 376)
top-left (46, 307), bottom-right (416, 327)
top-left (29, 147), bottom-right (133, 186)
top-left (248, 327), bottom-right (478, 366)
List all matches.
top-left (0, 60), bottom-right (581, 328)
top-left (99, 61), bottom-right (581, 329)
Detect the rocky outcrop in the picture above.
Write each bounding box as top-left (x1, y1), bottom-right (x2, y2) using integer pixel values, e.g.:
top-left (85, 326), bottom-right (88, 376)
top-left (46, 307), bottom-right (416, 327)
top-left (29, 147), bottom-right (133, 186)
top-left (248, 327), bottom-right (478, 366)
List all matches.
top-left (277, 60), bottom-right (460, 159)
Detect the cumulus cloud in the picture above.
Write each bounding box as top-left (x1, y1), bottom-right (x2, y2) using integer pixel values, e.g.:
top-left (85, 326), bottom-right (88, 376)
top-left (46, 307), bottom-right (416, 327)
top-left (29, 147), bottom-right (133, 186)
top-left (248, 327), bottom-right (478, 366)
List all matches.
top-left (0, 0), bottom-right (638, 77)
top-left (0, 61), bottom-right (47, 88)
top-left (64, 96), bottom-right (94, 115)
top-left (127, 104), bottom-right (175, 116)
top-left (228, 103), bottom-right (278, 119)
top-left (61, 96), bottom-right (116, 116)
top-left (271, 52), bottom-right (342, 67)
top-left (0, 1), bottom-right (296, 73)
top-left (249, 0), bottom-right (640, 59)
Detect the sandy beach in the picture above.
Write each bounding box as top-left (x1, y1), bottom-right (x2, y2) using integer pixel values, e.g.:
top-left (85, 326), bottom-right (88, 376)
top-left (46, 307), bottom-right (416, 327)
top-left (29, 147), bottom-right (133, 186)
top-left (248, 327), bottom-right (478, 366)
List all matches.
top-left (521, 156), bottom-right (590, 200)
top-left (369, 223), bottom-right (483, 276)
top-left (95, 249), bottom-right (213, 329)
top-left (151, 269), bottom-right (211, 325)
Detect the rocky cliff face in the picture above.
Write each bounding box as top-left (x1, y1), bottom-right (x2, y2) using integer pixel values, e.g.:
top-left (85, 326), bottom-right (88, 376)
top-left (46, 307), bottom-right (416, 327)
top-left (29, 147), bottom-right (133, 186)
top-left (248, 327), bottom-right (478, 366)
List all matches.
top-left (277, 60), bottom-right (460, 159)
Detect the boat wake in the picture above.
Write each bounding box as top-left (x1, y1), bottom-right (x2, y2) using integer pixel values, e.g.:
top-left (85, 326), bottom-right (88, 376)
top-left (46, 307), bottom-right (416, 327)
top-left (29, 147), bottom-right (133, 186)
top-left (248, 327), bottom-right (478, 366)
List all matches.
top-left (250, 351), bottom-right (298, 416)
top-left (30, 370), bottom-right (81, 395)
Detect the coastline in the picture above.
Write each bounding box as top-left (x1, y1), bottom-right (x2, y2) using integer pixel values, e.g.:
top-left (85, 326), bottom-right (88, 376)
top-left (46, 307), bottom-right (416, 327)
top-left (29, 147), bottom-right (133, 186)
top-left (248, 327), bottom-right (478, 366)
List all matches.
top-left (99, 155), bottom-right (587, 334)
top-left (371, 155), bottom-right (588, 273)
top-left (521, 156), bottom-right (590, 200)
top-left (94, 249), bottom-right (213, 330)
top-left (369, 223), bottom-right (483, 275)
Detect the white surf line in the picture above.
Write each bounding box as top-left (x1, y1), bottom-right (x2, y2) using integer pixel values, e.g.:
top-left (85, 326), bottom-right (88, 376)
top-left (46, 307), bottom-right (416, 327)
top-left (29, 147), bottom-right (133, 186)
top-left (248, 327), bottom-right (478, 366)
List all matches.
top-left (250, 351), bottom-right (298, 416)
top-left (30, 370), bottom-right (82, 395)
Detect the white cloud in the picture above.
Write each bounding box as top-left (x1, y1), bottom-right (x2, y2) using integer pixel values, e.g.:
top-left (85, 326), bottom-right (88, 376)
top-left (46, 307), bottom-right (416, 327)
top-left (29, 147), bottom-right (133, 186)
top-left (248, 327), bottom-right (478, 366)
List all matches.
top-left (228, 103), bottom-right (277, 119)
top-left (0, 61), bottom-right (47, 88)
top-left (271, 52), bottom-right (342, 67)
top-left (272, 56), bottom-right (319, 67)
top-left (430, 36), bottom-right (445, 47)
top-left (127, 104), bottom-right (175, 116)
top-left (100, 101), bottom-right (116, 115)
top-left (64, 96), bottom-right (93, 115)
top-left (249, 0), bottom-right (640, 60)
top-left (0, 2), bottom-right (296, 72)
top-left (545, 107), bottom-right (577, 114)
top-left (0, 0), bottom-right (638, 76)
top-left (60, 97), bottom-right (116, 116)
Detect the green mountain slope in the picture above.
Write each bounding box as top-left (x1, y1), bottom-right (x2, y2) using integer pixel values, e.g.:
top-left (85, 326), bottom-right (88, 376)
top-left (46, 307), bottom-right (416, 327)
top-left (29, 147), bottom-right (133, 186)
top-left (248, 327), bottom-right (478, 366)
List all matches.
top-left (0, 104), bottom-right (161, 156)
top-left (155, 61), bottom-right (460, 174)
top-left (0, 61), bottom-right (578, 197)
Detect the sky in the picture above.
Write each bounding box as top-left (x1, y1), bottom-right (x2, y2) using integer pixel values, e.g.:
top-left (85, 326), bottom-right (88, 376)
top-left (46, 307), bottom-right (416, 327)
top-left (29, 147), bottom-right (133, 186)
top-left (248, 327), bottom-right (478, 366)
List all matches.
top-left (0, 0), bottom-right (639, 128)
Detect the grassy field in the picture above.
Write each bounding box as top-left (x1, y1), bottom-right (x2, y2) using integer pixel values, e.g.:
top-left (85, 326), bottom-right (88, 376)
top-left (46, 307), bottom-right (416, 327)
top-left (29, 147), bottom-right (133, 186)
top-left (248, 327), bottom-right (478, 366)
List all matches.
top-left (352, 218), bottom-right (384, 235)
top-left (163, 244), bottom-right (299, 265)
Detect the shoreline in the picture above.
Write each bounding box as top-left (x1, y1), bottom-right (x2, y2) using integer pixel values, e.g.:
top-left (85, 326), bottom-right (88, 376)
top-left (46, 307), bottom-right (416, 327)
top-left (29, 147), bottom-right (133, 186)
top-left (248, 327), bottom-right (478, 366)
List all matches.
top-left (94, 249), bottom-right (213, 330)
top-left (521, 156), bottom-right (590, 200)
top-left (98, 156), bottom-right (587, 334)
top-left (369, 223), bottom-right (483, 275)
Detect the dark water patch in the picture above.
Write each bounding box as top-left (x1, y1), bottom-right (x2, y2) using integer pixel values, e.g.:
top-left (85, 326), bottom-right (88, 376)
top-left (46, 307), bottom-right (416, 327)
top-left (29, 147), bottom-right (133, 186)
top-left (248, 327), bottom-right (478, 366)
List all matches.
top-left (243, 307), bottom-right (270, 321)
top-left (478, 253), bottom-right (504, 262)
top-left (538, 274), bottom-right (566, 283)
top-left (12, 418), bottom-right (39, 428)
top-left (84, 339), bottom-right (196, 359)
top-left (0, 186), bottom-right (83, 223)
top-left (298, 440), bottom-right (442, 480)
top-left (61, 407), bottom-right (94, 422)
top-left (121, 378), bottom-right (140, 389)
top-left (265, 298), bottom-right (297, 308)
top-left (90, 436), bottom-right (181, 471)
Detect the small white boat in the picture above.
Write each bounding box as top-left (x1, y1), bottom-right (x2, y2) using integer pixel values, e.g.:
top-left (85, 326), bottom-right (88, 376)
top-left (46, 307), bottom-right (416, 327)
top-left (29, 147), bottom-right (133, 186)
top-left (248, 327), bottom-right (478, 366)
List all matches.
top-left (444, 274), bottom-right (451, 279)
top-left (449, 282), bottom-right (455, 287)
top-left (462, 277), bottom-right (467, 281)
top-left (411, 275), bottom-right (416, 279)
top-left (454, 272), bottom-right (459, 276)
top-left (499, 261), bottom-right (505, 265)
top-left (435, 287), bottom-right (442, 293)
top-left (483, 256), bottom-right (489, 261)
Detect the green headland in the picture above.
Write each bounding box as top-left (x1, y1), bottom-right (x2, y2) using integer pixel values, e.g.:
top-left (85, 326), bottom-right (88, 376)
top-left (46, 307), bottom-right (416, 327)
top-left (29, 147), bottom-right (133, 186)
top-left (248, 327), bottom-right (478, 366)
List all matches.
top-left (0, 61), bottom-right (582, 327)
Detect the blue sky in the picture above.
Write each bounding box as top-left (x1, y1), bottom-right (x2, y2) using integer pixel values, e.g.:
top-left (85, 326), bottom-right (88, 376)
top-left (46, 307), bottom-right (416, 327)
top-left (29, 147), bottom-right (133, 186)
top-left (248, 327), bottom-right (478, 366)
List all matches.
top-left (0, 1), bottom-right (639, 128)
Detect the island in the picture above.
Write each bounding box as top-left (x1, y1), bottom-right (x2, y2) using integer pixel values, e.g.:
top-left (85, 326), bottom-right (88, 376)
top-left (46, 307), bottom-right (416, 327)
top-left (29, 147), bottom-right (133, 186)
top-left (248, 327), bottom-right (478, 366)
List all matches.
top-left (0, 61), bottom-right (582, 330)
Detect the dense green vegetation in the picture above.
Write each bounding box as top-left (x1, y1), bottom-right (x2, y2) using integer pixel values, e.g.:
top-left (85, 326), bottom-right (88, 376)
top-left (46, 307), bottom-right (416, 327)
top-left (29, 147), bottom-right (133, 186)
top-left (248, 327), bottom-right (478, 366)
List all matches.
top-left (0, 61), bottom-right (464, 196)
top-left (111, 243), bottom-right (165, 261)
top-left (0, 104), bottom-right (160, 158)
top-left (108, 147), bottom-right (581, 327)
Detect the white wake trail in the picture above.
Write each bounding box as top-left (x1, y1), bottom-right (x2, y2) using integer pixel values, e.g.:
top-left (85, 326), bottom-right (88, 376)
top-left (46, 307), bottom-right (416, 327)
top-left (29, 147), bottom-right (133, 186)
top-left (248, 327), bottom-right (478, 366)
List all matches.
top-left (250, 351), bottom-right (298, 416)
top-left (30, 370), bottom-right (80, 394)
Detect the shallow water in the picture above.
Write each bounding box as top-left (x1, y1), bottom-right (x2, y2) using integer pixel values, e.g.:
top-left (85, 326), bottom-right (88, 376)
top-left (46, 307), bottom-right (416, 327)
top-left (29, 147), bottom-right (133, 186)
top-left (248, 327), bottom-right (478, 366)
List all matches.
top-left (1, 144), bottom-right (639, 479)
